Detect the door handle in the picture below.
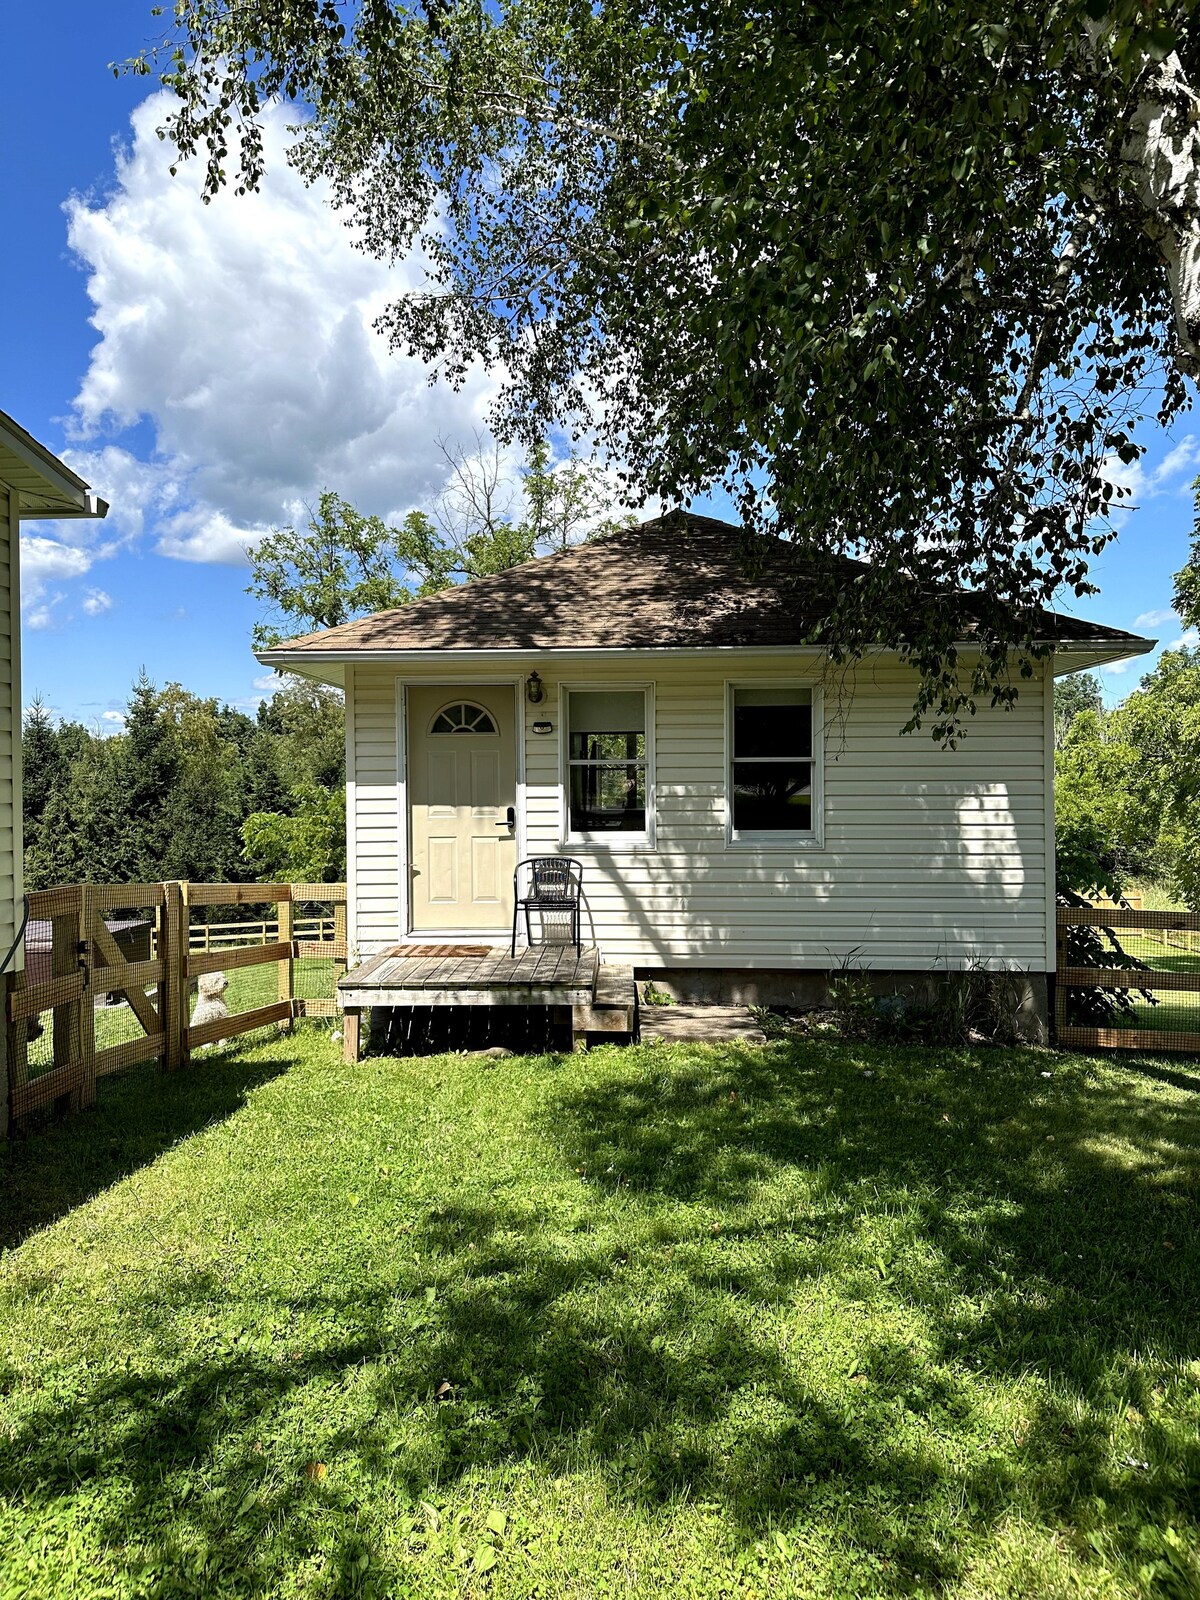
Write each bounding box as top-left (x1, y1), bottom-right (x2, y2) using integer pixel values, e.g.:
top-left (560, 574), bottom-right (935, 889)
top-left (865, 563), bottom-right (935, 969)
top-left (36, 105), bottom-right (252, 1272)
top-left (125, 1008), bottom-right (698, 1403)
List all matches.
top-left (496, 806), bottom-right (515, 830)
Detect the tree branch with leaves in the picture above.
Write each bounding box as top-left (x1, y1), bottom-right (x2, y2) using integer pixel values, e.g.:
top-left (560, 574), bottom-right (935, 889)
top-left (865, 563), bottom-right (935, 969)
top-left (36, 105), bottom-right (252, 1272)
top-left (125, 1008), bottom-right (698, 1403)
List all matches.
top-left (132, 0), bottom-right (1200, 735)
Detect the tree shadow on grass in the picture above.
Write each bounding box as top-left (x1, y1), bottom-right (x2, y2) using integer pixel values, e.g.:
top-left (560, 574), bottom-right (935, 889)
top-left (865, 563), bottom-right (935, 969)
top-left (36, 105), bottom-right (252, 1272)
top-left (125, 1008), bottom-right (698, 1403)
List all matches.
top-left (0, 1053), bottom-right (290, 1251)
top-left (1, 1041), bottom-right (1199, 1594)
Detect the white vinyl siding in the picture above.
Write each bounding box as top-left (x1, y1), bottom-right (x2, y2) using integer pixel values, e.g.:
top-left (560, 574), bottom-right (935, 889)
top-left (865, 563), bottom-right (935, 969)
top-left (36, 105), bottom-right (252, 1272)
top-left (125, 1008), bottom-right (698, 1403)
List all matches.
top-left (0, 485), bottom-right (18, 968)
top-left (345, 664), bottom-right (404, 960)
top-left (347, 653), bottom-right (1051, 972)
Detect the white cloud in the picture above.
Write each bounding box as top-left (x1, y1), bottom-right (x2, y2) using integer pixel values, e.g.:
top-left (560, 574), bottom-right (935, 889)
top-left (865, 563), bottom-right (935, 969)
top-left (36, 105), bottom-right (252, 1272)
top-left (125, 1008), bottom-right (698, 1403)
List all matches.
top-left (1099, 453), bottom-right (1146, 507)
top-left (252, 673), bottom-right (279, 691)
top-left (153, 505), bottom-right (272, 565)
top-left (19, 537), bottom-right (94, 608)
top-left (1168, 627), bottom-right (1200, 649)
top-left (1100, 434), bottom-right (1200, 528)
top-left (82, 589), bottom-right (113, 616)
top-left (1151, 435), bottom-right (1200, 490)
top-left (1102, 659), bottom-right (1132, 675)
top-left (101, 710), bottom-right (126, 725)
top-left (64, 94), bottom-right (506, 566)
top-left (25, 600), bottom-right (64, 631)
top-left (1134, 607), bottom-right (1178, 628)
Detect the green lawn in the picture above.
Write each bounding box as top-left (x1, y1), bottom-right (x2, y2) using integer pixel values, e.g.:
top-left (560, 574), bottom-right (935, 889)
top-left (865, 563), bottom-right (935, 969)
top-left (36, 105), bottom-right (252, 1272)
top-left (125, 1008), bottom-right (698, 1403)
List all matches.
top-left (1, 1031), bottom-right (1199, 1599)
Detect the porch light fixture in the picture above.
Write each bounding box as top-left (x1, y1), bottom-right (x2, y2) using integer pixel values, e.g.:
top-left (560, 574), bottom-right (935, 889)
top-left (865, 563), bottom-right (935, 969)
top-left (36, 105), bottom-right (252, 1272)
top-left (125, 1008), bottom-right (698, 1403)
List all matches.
top-left (526, 670), bottom-right (546, 704)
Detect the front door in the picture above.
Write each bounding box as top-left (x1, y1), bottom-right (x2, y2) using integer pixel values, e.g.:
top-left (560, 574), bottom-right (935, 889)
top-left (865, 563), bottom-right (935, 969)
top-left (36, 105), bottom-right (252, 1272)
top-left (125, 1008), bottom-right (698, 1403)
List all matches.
top-left (408, 685), bottom-right (517, 932)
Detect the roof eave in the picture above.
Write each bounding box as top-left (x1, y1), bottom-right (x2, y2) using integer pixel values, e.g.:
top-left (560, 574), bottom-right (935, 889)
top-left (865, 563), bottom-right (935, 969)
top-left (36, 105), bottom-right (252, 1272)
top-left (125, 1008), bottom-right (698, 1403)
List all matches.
top-left (259, 636), bottom-right (1155, 674)
top-left (0, 410), bottom-right (108, 520)
top-left (1048, 636), bottom-right (1156, 675)
top-left (255, 655), bottom-right (346, 689)
top-left (32, 493), bottom-right (110, 521)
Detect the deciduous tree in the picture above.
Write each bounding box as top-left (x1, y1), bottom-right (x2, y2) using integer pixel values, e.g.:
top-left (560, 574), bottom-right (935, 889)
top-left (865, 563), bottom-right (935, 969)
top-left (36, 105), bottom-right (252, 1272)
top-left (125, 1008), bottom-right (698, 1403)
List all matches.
top-left (1053, 670), bottom-right (1105, 749)
top-left (136, 0), bottom-right (1200, 734)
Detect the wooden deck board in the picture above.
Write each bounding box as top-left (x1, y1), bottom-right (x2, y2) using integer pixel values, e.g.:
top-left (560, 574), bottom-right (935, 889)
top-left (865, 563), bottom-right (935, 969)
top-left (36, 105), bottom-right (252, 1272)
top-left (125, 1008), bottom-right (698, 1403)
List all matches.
top-left (339, 944), bottom-right (599, 1008)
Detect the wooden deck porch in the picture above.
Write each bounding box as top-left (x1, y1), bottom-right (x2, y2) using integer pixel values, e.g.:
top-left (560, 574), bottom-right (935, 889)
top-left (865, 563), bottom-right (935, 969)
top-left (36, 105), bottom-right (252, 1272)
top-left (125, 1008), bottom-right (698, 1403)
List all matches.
top-left (337, 944), bottom-right (637, 1058)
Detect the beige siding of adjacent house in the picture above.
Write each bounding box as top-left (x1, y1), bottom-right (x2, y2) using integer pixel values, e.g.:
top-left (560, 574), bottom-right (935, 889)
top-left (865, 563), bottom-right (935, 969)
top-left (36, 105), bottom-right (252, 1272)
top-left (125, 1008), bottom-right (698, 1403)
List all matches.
top-left (0, 485), bottom-right (19, 969)
top-left (346, 653), bottom-right (1052, 974)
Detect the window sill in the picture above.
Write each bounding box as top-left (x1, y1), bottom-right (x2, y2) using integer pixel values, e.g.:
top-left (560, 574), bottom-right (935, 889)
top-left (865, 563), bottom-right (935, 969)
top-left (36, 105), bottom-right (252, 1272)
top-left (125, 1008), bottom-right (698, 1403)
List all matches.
top-left (561, 837), bottom-right (656, 854)
top-left (725, 833), bottom-right (825, 851)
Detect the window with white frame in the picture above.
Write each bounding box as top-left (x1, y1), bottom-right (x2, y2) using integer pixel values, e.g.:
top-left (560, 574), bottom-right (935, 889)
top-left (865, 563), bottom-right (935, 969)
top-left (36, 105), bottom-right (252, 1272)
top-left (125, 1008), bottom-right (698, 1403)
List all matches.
top-left (565, 688), bottom-right (649, 839)
top-left (728, 685), bottom-right (819, 839)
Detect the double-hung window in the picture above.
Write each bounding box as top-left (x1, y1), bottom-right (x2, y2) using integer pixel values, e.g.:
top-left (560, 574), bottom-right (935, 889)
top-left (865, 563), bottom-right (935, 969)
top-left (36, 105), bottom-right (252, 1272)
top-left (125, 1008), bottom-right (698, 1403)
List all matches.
top-left (564, 687), bottom-right (651, 843)
top-left (728, 684), bottom-right (821, 844)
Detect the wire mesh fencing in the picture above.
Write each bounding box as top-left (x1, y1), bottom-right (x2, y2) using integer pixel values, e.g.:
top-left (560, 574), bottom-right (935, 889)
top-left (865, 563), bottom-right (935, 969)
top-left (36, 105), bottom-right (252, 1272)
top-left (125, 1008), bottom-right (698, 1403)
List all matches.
top-left (1056, 905), bottom-right (1200, 1052)
top-left (5, 882), bottom-right (347, 1124)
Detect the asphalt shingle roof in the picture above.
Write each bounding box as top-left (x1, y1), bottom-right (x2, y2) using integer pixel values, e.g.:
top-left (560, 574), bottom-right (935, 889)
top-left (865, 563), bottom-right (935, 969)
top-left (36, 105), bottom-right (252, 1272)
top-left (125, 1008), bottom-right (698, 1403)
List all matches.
top-left (261, 513), bottom-right (1153, 657)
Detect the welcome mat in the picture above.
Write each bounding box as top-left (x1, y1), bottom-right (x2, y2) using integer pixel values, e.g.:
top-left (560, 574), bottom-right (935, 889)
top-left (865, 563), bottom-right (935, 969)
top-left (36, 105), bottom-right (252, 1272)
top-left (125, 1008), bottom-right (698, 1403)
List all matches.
top-left (382, 944), bottom-right (494, 959)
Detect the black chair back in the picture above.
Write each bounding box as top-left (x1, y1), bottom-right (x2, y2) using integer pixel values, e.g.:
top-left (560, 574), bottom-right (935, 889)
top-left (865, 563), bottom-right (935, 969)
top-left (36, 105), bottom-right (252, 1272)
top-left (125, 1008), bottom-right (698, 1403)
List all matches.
top-left (512, 857), bottom-right (584, 955)
top-left (529, 857), bottom-right (576, 902)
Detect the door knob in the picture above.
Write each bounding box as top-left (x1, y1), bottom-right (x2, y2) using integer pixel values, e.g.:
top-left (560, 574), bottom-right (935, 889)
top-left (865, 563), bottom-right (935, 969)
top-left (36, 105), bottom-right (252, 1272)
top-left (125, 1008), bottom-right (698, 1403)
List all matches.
top-left (496, 806), bottom-right (515, 829)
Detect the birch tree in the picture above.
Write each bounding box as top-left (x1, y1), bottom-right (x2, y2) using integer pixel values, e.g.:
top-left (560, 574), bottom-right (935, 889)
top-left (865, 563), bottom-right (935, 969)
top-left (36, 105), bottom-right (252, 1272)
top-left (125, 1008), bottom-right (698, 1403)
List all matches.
top-left (131, 0), bottom-right (1200, 733)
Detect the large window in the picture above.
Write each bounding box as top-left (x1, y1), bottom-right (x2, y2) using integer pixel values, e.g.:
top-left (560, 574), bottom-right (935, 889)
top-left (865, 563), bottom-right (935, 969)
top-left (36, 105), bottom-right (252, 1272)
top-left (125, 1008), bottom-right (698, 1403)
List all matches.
top-left (728, 685), bottom-right (820, 841)
top-left (565, 688), bottom-right (649, 840)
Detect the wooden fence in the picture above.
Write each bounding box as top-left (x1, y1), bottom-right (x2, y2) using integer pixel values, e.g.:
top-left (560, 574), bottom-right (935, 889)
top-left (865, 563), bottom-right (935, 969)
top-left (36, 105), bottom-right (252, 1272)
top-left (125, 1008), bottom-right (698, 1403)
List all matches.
top-left (188, 916), bottom-right (335, 951)
top-left (1056, 904), bottom-right (1200, 1053)
top-left (5, 882), bottom-right (347, 1125)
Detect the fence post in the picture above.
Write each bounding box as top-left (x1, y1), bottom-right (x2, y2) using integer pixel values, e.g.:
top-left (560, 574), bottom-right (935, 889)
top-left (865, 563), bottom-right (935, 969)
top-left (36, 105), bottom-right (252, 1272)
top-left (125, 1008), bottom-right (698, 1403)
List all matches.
top-left (51, 895), bottom-right (81, 1114)
top-left (1054, 915), bottom-right (1067, 1041)
top-left (164, 880), bottom-right (191, 1071)
top-left (334, 898), bottom-right (347, 982)
top-left (78, 884), bottom-right (96, 1110)
top-left (278, 891), bottom-right (294, 1029)
top-left (1, 973), bottom-right (15, 1138)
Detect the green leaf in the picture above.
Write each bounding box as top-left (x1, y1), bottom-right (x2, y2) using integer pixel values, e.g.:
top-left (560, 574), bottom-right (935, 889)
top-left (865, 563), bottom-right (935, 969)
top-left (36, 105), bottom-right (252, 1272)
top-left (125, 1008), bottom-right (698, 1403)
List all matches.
top-left (474, 1544), bottom-right (498, 1574)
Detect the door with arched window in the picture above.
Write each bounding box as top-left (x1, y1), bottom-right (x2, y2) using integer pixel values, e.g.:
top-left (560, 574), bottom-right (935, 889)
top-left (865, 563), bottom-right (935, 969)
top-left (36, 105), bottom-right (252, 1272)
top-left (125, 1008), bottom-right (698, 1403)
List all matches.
top-left (407, 685), bottom-right (517, 932)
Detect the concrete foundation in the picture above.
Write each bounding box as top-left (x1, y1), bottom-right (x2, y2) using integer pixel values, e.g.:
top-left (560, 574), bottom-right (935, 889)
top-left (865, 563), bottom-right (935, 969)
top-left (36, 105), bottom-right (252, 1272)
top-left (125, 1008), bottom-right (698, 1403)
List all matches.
top-left (635, 967), bottom-right (1051, 1046)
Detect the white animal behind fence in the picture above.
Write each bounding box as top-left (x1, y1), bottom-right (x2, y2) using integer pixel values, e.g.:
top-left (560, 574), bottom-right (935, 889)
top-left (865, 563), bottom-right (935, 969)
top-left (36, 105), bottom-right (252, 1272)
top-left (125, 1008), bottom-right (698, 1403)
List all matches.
top-left (190, 970), bottom-right (230, 1029)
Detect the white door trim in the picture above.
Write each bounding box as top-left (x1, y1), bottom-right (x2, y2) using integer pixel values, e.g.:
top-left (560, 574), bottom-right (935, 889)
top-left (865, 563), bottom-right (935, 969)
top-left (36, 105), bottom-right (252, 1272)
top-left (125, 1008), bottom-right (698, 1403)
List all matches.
top-left (397, 676), bottom-right (526, 937)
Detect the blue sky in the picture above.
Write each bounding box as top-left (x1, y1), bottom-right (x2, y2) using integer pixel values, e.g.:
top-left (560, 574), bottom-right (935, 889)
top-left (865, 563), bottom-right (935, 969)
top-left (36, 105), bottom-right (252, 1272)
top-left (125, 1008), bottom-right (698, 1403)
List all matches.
top-left (1, 2), bottom-right (1196, 729)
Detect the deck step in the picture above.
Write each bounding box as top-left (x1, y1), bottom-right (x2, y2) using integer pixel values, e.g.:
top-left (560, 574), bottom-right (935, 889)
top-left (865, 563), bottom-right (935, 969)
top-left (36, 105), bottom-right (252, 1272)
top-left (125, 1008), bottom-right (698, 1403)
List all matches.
top-left (573, 965), bottom-right (638, 1036)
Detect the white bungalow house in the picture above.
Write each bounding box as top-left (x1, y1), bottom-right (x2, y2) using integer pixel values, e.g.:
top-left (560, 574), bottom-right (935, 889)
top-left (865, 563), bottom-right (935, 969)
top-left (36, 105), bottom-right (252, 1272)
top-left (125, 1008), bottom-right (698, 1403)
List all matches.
top-left (258, 514), bottom-right (1151, 1039)
top-left (0, 411), bottom-right (108, 1133)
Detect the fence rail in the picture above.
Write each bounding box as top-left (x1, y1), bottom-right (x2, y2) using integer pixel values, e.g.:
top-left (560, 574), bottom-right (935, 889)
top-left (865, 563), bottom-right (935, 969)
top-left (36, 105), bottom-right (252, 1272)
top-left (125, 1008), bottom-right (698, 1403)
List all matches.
top-left (5, 881), bottom-right (347, 1127)
top-left (1055, 904), bottom-right (1200, 1054)
top-left (188, 917), bottom-right (334, 951)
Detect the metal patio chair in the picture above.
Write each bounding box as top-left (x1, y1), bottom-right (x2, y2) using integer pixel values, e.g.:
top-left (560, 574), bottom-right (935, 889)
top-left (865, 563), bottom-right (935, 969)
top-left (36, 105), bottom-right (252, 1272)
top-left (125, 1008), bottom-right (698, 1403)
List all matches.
top-left (512, 857), bottom-right (584, 957)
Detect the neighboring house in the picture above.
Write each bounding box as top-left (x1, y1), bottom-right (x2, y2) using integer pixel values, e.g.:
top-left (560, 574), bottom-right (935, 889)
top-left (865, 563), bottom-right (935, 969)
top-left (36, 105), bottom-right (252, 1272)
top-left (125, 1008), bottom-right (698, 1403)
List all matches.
top-left (258, 514), bottom-right (1152, 1035)
top-left (0, 411), bottom-right (107, 1134)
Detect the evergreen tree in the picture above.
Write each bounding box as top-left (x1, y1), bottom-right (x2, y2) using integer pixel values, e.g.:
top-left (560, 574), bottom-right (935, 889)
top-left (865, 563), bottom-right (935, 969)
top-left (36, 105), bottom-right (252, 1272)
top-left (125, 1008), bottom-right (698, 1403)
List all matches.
top-left (21, 698), bottom-right (64, 886)
top-left (114, 672), bottom-right (180, 881)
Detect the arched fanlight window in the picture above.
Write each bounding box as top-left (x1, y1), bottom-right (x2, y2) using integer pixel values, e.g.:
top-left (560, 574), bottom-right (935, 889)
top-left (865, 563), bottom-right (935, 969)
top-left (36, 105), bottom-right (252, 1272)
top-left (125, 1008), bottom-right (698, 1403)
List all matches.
top-left (429, 701), bottom-right (498, 735)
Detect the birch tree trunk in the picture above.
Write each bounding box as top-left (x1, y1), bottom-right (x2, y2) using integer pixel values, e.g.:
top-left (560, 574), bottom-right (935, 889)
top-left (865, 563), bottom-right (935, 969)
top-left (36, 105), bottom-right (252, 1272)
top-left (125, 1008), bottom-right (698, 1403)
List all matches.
top-left (1112, 41), bottom-right (1200, 374)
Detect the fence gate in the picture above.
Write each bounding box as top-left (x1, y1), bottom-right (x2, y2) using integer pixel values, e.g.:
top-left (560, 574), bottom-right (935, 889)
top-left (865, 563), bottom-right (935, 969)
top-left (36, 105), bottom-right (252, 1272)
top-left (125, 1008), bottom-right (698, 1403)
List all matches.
top-left (1056, 904), bottom-right (1200, 1053)
top-left (4, 881), bottom-right (347, 1127)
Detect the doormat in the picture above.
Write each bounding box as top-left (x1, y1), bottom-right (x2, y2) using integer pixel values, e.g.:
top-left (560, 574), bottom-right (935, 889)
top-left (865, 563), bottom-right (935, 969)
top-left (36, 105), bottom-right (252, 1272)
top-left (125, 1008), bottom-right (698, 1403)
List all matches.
top-left (383, 944), bottom-right (494, 959)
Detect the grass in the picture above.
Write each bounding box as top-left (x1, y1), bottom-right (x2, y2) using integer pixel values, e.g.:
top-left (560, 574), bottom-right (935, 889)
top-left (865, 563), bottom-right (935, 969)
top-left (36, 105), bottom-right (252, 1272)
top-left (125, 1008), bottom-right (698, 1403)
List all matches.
top-left (1, 1031), bottom-right (1199, 1598)
top-left (1102, 926), bottom-right (1200, 1037)
top-left (1127, 881), bottom-right (1189, 914)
